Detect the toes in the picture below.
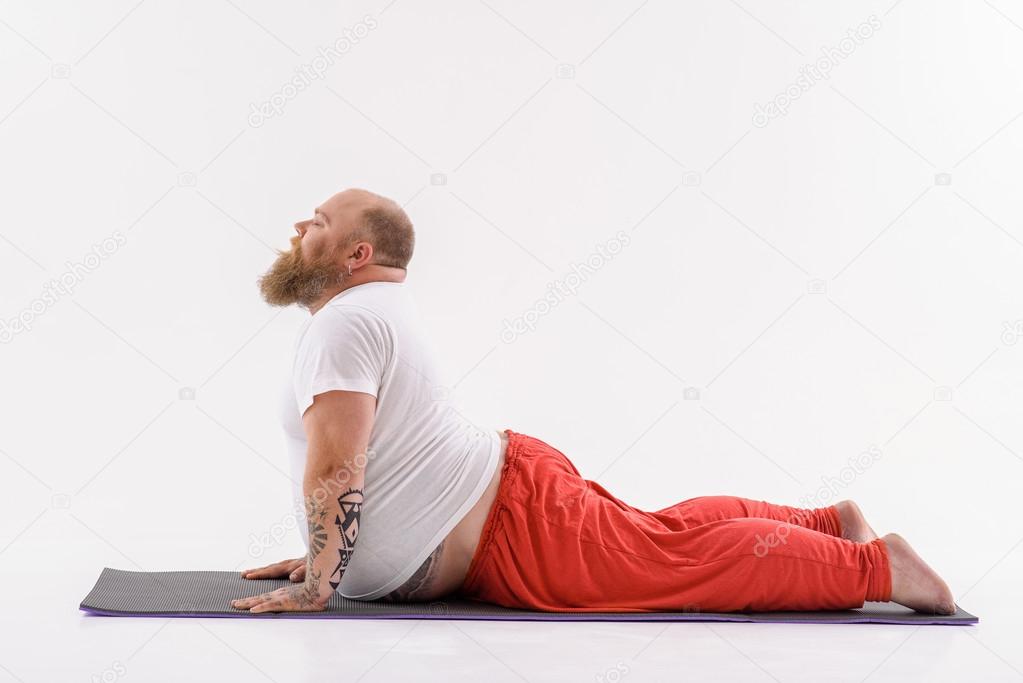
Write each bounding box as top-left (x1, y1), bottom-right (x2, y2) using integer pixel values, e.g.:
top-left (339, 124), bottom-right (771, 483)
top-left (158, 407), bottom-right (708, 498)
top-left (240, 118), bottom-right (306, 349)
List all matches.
top-left (938, 588), bottom-right (957, 615)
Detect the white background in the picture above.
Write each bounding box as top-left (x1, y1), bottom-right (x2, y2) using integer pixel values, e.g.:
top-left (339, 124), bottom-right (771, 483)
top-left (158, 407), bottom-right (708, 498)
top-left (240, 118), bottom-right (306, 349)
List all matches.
top-left (2, 0), bottom-right (1022, 681)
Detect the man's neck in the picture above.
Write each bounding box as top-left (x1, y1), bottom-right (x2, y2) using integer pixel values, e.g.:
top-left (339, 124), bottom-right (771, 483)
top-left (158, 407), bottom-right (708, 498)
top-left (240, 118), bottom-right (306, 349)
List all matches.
top-left (306, 266), bottom-right (407, 315)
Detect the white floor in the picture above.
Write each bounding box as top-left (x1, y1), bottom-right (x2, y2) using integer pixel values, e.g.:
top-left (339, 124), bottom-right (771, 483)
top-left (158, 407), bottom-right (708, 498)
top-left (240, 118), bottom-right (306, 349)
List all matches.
top-left (2, 522), bottom-right (1020, 682)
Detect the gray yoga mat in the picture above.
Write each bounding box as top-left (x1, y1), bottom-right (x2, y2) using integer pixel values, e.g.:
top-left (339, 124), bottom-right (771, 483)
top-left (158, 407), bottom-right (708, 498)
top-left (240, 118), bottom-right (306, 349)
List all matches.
top-left (79, 568), bottom-right (978, 625)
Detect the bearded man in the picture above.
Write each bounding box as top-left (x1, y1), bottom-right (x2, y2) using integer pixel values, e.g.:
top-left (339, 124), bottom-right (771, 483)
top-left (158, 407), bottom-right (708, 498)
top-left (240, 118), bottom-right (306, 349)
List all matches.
top-left (231, 188), bottom-right (956, 617)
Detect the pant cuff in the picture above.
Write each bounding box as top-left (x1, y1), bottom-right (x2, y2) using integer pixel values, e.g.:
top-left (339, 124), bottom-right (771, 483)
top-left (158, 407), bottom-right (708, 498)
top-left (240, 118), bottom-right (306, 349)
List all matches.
top-left (819, 505), bottom-right (843, 537)
top-left (865, 537), bottom-right (892, 602)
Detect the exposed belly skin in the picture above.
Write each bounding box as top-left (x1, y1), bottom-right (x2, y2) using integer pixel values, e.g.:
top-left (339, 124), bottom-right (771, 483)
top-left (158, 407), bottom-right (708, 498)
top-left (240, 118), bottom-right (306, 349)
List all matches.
top-left (376, 429), bottom-right (508, 603)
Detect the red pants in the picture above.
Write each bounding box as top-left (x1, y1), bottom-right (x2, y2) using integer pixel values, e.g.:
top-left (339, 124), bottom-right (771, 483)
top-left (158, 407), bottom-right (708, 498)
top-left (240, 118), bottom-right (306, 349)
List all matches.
top-left (459, 430), bottom-right (891, 613)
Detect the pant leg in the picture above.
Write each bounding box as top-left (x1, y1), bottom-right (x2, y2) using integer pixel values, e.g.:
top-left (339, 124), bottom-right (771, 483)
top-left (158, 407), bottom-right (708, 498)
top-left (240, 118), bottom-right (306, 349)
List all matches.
top-left (603, 517), bottom-right (893, 612)
top-left (544, 439), bottom-right (843, 537)
top-left (649, 495), bottom-right (844, 538)
top-left (460, 431), bottom-right (890, 613)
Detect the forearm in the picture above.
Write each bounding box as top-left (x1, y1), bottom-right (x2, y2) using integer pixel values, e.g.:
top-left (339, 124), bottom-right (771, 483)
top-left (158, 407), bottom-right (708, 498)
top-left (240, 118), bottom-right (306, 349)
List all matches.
top-left (233, 391), bottom-right (375, 614)
top-left (301, 465), bottom-right (365, 604)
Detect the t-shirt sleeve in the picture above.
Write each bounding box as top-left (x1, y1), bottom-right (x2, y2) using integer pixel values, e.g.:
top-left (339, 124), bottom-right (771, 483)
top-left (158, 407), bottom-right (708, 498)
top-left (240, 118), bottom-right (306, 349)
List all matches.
top-left (293, 305), bottom-right (392, 417)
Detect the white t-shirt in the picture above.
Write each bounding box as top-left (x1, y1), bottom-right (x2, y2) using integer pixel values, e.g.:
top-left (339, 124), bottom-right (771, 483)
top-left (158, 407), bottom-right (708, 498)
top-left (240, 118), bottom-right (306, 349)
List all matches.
top-left (278, 281), bottom-right (500, 600)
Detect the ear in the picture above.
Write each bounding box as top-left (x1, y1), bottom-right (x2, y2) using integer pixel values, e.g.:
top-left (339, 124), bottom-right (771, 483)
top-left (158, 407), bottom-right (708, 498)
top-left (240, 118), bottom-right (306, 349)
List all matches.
top-left (351, 240), bottom-right (375, 267)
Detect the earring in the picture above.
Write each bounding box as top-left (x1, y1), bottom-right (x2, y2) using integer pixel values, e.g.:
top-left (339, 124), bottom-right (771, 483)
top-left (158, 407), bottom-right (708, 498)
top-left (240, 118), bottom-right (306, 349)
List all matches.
top-left (347, 264), bottom-right (352, 277)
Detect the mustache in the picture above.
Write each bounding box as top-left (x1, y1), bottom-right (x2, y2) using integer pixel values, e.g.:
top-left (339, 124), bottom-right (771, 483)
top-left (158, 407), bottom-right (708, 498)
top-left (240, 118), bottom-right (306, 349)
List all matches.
top-left (283, 234), bottom-right (303, 259)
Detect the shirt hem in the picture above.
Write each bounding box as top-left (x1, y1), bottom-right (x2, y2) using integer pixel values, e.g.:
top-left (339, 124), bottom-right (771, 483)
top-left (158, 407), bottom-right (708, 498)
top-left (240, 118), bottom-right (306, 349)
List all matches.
top-left (339, 428), bottom-right (502, 601)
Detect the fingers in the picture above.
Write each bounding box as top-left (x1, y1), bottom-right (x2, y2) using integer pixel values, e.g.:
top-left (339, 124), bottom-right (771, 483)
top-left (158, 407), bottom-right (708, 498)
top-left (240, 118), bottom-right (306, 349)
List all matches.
top-left (240, 561), bottom-right (287, 579)
top-left (250, 598), bottom-right (287, 614)
top-left (240, 558), bottom-right (303, 580)
top-left (230, 586), bottom-right (322, 613)
top-left (231, 591), bottom-right (277, 610)
top-left (289, 564), bottom-right (306, 582)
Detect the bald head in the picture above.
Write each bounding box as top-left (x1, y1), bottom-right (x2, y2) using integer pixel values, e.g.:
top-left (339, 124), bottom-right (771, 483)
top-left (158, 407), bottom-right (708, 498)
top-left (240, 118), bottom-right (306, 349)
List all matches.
top-left (320, 188), bottom-right (415, 270)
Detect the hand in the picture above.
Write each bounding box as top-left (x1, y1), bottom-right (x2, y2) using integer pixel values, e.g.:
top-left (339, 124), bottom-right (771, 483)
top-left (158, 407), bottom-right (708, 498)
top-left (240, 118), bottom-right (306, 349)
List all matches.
top-left (240, 557), bottom-right (306, 582)
top-left (232, 570), bottom-right (332, 613)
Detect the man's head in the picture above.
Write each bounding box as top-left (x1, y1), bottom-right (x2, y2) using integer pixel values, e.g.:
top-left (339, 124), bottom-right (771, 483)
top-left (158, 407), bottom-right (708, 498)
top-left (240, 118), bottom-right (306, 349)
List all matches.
top-left (258, 188), bottom-right (414, 311)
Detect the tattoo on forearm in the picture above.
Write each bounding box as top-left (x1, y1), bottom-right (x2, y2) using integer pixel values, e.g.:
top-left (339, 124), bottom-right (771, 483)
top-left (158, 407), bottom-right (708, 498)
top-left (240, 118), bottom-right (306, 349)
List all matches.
top-left (330, 487), bottom-right (363, 590)
top-left (297, 567), bottom-right (322, 607)
top-left (305, 496), bottom-right (328, 560)
top-left (291, 496), bottom-right (331, 608)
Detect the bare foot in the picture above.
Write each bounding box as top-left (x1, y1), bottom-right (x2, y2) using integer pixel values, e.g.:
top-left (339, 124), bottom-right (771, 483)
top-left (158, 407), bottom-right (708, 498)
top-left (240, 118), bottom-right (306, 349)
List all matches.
top-left (835, 500), bottom-right (878, 542)
top-left (883, 533), bottom-right (956, 615)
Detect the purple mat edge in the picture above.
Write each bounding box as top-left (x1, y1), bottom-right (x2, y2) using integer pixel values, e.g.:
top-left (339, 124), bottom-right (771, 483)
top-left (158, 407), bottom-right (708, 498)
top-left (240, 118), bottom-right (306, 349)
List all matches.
top-left (78, 604), bottom-right (977, 625)
top-left (78, 568), bottom-right (978, 625)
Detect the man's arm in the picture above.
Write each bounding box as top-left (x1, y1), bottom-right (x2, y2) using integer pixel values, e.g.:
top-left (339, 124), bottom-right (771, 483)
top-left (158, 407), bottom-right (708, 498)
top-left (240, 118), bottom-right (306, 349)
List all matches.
top-left (232, 390), bottom-right (375, 613)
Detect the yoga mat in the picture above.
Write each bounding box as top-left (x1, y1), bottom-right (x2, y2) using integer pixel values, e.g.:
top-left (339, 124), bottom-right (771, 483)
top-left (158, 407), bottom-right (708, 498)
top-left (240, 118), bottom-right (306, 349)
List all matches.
top-left (80, 568), bottom-right (978, 625)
